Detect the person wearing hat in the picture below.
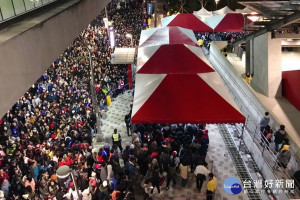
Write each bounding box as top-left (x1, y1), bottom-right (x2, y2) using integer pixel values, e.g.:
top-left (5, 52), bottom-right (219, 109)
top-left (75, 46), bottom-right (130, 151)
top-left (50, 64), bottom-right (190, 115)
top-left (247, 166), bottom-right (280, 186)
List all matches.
top-left (166, 151), bottom-right (179, 190)
top-left (112, 129), bottom-right (123, 151)
top-left (99, 181), bottom-right (110, 199)
top-left (274, 125), bottom-right (286, 152)
top-left (89, 179), bottom-right (98, 200)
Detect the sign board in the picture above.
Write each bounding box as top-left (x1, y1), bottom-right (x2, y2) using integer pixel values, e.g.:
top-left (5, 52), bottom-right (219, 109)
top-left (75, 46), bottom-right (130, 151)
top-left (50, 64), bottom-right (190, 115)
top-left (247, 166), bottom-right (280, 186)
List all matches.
top-left (147, 3), bottom-right (153, 16)
top-left (108, 25), bottom-right (115, 49)
top-left (103, 18), bottom-right (109, 29)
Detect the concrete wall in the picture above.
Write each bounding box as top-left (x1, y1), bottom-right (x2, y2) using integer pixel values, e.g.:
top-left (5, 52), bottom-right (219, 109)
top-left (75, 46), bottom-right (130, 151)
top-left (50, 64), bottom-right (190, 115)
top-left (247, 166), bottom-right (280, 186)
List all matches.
top-left (250, 32), bottom-right (282, 97)
top-left (0, 0), bottom-right (110, 117)
top-left (282, 70), bottom-right (300, 111)
top-left (213, 41), bottom-right (227, 51)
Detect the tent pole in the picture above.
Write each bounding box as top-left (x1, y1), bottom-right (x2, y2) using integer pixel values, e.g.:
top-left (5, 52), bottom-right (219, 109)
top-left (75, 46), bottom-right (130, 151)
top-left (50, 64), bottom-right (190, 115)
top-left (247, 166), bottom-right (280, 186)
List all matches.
top-left (154, 0), bottom-right (157, 27)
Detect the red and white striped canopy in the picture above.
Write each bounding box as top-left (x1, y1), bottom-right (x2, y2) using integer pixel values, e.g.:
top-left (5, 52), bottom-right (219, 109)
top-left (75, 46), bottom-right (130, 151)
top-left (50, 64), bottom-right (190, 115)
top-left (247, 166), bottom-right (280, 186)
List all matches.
top-left (132, 25), bottom-right (245, 124)
top-left (139, 26), bottom-right (198, 48)
top-left (136, 44), bottom-right (213, 74)
top-left (205, 13), bottom-right (250, 32)
top-left (161, 14), bottom-right (213, 32)
top-left (131, 73), bottom-right (246, 124)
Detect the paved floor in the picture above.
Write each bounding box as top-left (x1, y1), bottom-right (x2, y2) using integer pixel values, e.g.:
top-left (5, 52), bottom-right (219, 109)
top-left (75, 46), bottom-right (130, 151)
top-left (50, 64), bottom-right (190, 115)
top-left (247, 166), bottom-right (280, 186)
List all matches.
top-left (95, 90), bottom-right (249, 200)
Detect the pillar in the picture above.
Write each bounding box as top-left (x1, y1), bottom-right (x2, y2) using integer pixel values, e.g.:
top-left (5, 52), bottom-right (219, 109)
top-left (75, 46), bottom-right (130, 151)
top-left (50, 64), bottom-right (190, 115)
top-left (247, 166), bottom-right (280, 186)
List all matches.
top-left (251, 32), bottom-right (282, 97)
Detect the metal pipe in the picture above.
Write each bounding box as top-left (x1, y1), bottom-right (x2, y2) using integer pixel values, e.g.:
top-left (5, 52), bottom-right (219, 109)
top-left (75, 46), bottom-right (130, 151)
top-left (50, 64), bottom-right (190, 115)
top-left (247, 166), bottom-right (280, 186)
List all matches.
top-left (85, 45), bottom-right (102, 141)
top-left (105, 5), bottom-right (108, 19)
top-left (0, 7), bottom-right (4, 21)
top-left (11, 0), bottom-right (17, 16)
top-left (22, 0), bottom-right (27, 11)
top-left (70, 171), bottom-right (81, 200)
top-left (154, 0), bottom-right (157, 27)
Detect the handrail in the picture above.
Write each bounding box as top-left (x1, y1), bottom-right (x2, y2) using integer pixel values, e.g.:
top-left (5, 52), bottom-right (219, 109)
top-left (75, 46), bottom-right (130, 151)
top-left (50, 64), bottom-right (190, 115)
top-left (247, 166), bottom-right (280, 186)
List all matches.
top-left (208, 44), bottom-right (300, 197)
top-left (235, 123), bottom-right (300, 198)
top-left (209, 44), bottom-right (300, 166)
top-left (0, 0), bottom-right (59, 23)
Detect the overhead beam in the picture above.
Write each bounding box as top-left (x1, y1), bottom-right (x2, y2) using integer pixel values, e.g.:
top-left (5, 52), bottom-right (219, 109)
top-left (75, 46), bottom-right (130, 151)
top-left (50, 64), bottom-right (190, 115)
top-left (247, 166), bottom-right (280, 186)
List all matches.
top-left (273, 33), bottom-right (300, 38)
top-left (231, 11), bottom-right (300, 47)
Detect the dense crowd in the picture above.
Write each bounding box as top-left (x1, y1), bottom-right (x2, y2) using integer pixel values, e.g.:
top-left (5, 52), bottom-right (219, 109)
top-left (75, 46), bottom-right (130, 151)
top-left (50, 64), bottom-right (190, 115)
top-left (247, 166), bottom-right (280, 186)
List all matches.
top-left (3, 1), bottom-right (298, 199)
top-left (0, 1), bottom-right (147, 199)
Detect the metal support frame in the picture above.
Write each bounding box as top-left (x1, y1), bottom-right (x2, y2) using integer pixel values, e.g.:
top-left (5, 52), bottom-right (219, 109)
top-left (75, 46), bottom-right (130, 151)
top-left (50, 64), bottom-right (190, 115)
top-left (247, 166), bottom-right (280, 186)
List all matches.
top-left (231, 11), bottom-right (300, 47)
top-left (0, 7), bottom-right (3, 20)
top-left (70, 171), bottom-right (81, 200)
top-left (154, 0), bottom-right (157, 27)
top-left (85, 45), bottom-right (102, 142)
top-left (11, 0), bottom-right (17, 16)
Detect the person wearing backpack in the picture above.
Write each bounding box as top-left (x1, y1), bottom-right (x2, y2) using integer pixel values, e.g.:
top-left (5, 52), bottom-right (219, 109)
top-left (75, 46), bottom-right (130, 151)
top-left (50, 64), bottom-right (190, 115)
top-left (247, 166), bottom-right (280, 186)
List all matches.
top-left (261, 125), bottom-right (272, 149)
top-left (166, 152), bottom-right (178, 190)
top-left (274, 125), bottom-right (286, 152)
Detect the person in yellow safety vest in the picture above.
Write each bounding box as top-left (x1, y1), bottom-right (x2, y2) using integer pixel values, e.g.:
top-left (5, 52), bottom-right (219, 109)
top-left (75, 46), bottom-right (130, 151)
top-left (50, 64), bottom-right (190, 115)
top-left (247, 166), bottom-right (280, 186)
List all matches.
top-left (198, 38), bottom-right (204, 47)
top-left (206, 173), bottom-right (217, 200)
top-left (106, 95), bottom-right (112, 106)
top-left (112, 129), bottom-right (123, 151)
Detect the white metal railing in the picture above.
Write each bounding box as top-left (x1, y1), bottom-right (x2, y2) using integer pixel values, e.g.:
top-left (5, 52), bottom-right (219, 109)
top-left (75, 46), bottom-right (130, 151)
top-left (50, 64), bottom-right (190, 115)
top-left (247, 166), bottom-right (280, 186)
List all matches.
top-left (207, 43), bottom-right (299, 198)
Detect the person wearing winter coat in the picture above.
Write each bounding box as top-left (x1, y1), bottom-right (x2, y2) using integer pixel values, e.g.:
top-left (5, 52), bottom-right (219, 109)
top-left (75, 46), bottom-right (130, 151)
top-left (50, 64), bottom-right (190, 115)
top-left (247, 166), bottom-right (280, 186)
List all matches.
top-left (100, 163), bottom-right (108, 182)
top-left (39, 171), bottom-right (50, 198)
top-left (259, 112), bottom-right (270, 133)
top-left (274, 144), bottom-right (291, 170)
top-left (125, 157), bottom-right (137, 179)
top-left (261, 125), bottom-right (273, 148)
top-left (0, 179), bottom-right (10, 199)
top-left (141, 179), bottom-right (153, 200)
top-left (166, 151), bottom-right (178, 190)
top-left (82, 188), bottom-right (92, 200)
top-left (274, 125), bottom-right (286, 152)
top-left (179, 162), bottom-right (191, 187)
top-left (160, 149), bottom-right (170, 173)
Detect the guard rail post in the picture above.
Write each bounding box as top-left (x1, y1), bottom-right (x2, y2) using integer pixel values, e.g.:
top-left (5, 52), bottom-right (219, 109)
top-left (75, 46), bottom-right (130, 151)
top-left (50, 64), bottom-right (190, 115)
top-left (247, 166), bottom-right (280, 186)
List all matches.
top-left (85, 46), bottom-right (103, 142)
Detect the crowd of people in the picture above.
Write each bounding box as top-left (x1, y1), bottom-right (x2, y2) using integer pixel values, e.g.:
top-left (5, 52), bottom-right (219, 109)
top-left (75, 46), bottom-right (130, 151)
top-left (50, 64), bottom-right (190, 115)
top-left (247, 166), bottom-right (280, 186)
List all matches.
top-left (1, 0), bottom-right (299, 199)
top-left (0, 1), bottom-right (149, 199)
top-left (259, 112), bottom-right (293, 172)
top-left (195, 32), bottom-right (245, 49)
top-left (119, 123), bottom-right (216, 200)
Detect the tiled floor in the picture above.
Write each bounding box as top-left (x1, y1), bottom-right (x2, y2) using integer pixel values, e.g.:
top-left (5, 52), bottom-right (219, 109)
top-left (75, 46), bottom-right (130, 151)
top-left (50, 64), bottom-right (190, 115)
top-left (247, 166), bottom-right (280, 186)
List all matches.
top-left (96, 90), bottom-right (249, 200)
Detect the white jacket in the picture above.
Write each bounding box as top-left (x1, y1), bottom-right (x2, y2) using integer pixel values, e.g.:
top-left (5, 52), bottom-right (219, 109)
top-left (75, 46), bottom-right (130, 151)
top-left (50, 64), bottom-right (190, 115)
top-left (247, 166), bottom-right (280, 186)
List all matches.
top-left (82, 188), bottom-right (92, 200)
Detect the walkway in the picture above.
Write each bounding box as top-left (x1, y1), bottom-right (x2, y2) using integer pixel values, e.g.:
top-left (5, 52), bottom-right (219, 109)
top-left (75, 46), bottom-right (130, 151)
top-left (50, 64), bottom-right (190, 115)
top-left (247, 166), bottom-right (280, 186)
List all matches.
top-left (207, 44), bottom-right (298, 199)
top-left (94, 90), bottom-right (249, 200)
top-left (226, 52), bottom-right (300, 159)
